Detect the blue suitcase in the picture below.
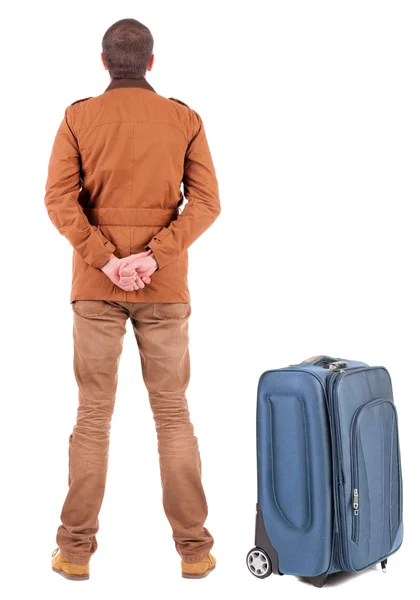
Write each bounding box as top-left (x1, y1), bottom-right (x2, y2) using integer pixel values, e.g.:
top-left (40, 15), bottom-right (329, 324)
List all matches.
top-left (247, 355), bottom-right (403, 587)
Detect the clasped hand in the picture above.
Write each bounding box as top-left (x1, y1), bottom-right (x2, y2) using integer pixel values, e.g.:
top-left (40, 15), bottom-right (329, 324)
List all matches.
top-left (101, 249), bottom-right (158, 291)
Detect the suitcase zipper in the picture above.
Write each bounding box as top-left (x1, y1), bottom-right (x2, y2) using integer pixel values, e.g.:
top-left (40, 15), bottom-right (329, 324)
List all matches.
top-left (352, 488), bottom-right (359, 543)
top-left (327, 371), bottom-right (348, 571)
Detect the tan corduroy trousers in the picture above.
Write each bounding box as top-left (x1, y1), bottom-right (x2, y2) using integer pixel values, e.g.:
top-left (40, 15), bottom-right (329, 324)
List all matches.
top-left (56, 300), bottom-right (213, 564)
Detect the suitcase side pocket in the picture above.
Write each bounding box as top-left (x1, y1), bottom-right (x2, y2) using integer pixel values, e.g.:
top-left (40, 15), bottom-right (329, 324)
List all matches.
top-left (350, 398), bottom-right (401, 556)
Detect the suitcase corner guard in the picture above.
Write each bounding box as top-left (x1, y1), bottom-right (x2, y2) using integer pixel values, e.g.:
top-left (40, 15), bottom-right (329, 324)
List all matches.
top-left (255, 504), bottom-right (281, 575)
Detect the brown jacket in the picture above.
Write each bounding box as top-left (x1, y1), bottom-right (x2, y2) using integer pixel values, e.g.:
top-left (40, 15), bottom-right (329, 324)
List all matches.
top-left (44, 77), bottom-right (220, 303)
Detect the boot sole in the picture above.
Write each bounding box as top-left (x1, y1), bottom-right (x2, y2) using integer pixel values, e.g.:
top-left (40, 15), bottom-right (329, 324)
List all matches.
top-left (52, 567), bottom-right (89, 581)
top-left (182, 566), bottom-right (216, 579)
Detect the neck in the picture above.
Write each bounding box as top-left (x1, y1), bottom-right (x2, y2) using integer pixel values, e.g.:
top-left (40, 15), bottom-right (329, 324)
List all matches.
top-left (104, 76), bottom-right (155, 93)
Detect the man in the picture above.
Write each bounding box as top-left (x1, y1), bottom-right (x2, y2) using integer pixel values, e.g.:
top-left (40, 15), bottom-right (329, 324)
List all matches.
top-left (45, 18), bottom-right (220, 581)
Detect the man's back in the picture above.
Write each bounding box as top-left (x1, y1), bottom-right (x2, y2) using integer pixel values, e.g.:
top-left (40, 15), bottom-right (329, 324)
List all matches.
top-left (74, 81), bottom-right (196, 210)
top-left (45, 77), bottom-right (220, 303)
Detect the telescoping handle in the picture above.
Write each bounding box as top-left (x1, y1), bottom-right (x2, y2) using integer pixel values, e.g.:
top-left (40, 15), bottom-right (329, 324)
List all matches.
top-left (295, 355), bottom-right (348, 370)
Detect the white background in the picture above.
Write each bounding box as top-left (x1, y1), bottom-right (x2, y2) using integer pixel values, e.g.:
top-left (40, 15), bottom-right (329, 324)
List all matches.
top-left (1, 0), bottom-right (419, 598)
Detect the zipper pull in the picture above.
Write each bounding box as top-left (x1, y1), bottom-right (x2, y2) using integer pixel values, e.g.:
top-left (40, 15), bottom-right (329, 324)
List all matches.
top-left (353, 488), bottom-right (359, 515)
top-left (327, 360), bottom-right (348, 372)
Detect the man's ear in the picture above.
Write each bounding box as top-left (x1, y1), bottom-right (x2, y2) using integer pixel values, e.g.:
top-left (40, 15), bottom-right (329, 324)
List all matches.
top-left (147, 54), bottom-right (155, 72)
top-left (101, 52), bottom-right (108, 71)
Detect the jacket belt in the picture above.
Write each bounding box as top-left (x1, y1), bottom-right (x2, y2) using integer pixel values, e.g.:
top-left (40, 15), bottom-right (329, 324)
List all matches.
top-left (84, 207), bottom-right (178, 227)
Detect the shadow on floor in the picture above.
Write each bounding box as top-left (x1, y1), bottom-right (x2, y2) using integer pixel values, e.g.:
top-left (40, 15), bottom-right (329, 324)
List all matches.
top-left (296, 564), bottom-right (378, 587)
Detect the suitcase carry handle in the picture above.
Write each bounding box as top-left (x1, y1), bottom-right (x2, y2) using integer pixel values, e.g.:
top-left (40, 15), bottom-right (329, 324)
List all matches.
top-left (296, 355), bottom-right (344, 368)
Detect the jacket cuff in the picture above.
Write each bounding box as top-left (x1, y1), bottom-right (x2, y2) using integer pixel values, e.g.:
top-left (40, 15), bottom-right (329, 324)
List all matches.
top-left (88, 230), bottom-right (116, 268)
top-left (146, 228), bottom-right (173, 270)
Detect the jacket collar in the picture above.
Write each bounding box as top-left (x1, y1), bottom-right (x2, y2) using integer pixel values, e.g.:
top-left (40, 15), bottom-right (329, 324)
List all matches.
top-left (105, 77), bottom-right (156, 93)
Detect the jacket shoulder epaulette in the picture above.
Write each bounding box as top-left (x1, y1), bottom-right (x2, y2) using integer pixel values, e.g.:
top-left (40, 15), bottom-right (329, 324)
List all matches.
top-left (71, 97), bottom-right (92, 106)
top-left (168, 97), bottom-right (189, 107)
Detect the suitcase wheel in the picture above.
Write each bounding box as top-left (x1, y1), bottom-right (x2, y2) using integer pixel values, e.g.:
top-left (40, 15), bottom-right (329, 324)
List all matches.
top-left (246, 547), bottom-right (272, 579)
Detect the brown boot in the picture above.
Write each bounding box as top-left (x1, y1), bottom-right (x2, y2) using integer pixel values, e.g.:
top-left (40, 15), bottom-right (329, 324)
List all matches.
top-left (181, 553), bottom-right (216, 579)
top-left (51, 548), bottom-right (90, 581)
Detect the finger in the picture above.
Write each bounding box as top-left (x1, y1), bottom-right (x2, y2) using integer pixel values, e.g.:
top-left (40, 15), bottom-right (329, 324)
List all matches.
top-left (120, 272), bottom-right (136, 281)
top-left (120, 269), bottom-right (137, 280)
top-left (124, 279), bottom-right (143, 291)
top-left (142, 276), bottom-right (151, 285)
top-left (119, 276), bottom-right (137, 286)
top-left (125, 258), bottom-right (146, 271)
top-left (119, 271), bottom-right (136, 281)
top-left (119, 279), bottom-right (135, 287)
top-left (122, 282), bottom-right (139, 292)
top-left (135, 275), bottom-right (145, 288)
top-left (119, 263), bottom-right (135, 277)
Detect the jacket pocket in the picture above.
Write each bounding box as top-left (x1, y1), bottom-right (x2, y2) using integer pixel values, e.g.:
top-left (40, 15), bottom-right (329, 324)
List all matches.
top-left (152, 302), bottom-right (191, 320)
top-left (72, 300), bottom-right (113, 318)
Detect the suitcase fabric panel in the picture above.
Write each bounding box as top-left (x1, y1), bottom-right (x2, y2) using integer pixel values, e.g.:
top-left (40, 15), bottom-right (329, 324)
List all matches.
top-left (268, 393), bottom-right (311, 531)
top-left (334, 368), bottom-right (403, 571)
top-left (257, 370), bottom-right (333, 576)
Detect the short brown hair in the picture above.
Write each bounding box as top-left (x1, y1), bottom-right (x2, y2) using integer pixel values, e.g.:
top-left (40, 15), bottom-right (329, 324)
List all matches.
top-left (102, 19), bottom-right (154, 79)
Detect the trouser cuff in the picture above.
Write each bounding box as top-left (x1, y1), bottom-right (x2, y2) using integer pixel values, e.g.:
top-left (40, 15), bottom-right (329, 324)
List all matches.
top-left (59, 549), bottom-right (91, 565)
top-left (180, 549), bottom-right (214, 564)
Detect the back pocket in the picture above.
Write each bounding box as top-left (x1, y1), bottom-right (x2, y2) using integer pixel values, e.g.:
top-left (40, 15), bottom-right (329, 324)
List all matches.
top-left (72, 300), bottom-right (113, 318)
top-left (152, 302), bottom-right (191, 320)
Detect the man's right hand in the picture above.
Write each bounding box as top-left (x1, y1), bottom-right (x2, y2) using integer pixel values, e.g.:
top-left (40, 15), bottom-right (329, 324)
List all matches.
top-left (101, 251), bottom-right (152, 291)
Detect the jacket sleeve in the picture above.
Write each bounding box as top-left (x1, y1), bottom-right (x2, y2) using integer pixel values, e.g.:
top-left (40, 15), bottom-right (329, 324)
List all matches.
top-left (44, 107), bottom-right (116, 268)
top-left (146, 111), bottom-right (220, 269)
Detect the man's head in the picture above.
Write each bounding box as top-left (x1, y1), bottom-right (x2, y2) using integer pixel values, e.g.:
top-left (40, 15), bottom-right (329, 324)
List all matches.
top-left (101, 19), bottom-right (154, 80)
